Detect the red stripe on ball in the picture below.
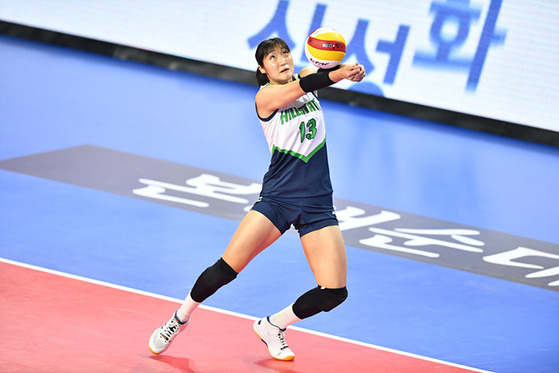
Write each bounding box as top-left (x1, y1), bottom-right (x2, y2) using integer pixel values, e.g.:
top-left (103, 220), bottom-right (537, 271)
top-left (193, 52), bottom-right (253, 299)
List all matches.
top-left (307, 36), bottom-right (346, 53)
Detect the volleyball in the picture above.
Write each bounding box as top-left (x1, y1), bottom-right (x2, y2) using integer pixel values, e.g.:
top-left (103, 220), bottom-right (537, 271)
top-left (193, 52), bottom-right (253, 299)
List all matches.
top-left (304, 27), bottom-right (347, 69)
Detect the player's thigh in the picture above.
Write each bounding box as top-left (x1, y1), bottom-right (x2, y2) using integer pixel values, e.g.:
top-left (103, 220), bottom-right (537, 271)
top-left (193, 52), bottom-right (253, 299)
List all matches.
top-left (300, 225), bottom-right (347, 288)
top-left (222, 210), bottom-right (282, 273)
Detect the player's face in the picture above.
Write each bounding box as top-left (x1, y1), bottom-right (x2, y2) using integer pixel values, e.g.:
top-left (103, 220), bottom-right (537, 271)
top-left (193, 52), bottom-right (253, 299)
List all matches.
top-left (261, 45), bottom-right (294, 85)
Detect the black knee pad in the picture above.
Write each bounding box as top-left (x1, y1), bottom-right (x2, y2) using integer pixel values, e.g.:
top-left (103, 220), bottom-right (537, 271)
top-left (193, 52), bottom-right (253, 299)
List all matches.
top-left (190, 258), bottom-right (237, 302)
top-left (293, 286), bottom-right (348, 319)
top-left (320, 286), bottom-right (348, 311)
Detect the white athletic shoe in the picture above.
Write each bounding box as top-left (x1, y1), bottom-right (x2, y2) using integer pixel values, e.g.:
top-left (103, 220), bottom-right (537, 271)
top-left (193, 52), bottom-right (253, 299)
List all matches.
top-left (149, 312), bottom-right (188, 355)
top-left (253, 317), bottom-right (295, 361)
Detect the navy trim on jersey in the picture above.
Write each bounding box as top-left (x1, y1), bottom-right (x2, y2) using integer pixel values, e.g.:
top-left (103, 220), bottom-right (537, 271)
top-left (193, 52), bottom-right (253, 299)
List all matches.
top-left (255, 103), bottom-right (278, 122)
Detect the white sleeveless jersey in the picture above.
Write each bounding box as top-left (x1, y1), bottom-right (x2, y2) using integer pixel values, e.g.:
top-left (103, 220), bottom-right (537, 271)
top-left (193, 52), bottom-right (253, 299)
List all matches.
top-left (260, 90), bottom-right (326, 162)
top-left (257, 85), bottom-right (333, 198)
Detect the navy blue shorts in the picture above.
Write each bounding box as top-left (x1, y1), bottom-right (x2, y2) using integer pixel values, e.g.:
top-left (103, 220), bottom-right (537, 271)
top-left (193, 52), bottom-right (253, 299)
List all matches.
top-left (251, 194), bottom-right (338, 237)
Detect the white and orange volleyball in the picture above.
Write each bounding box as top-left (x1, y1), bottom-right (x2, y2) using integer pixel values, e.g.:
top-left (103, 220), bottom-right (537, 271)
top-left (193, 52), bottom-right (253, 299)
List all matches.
top-left (304, 27), bottom-right (347, 69)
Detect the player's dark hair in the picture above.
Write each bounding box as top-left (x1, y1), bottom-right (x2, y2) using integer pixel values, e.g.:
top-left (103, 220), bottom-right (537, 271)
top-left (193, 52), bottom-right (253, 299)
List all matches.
top-left (255, 37), bottom-right (291, 86)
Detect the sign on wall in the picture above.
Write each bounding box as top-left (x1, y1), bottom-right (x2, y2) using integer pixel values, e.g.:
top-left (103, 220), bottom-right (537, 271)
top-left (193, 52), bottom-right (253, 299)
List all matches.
top-left (1, 0), bottom-right (558, 132)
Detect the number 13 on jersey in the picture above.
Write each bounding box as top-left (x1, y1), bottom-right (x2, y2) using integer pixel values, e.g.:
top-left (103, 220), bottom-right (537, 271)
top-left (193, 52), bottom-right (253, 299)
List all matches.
top-left (299, 119), bottom-right (317, 143)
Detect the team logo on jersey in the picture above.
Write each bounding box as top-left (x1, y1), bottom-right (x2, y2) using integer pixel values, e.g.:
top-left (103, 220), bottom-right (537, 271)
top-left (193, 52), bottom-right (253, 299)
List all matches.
top-left (280, 98), bottom-right (320, 125)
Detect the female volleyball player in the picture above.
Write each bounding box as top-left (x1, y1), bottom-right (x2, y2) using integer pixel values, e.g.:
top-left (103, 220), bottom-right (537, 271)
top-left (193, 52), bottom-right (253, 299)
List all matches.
top-left (149, 37), bottom-right (366, 361)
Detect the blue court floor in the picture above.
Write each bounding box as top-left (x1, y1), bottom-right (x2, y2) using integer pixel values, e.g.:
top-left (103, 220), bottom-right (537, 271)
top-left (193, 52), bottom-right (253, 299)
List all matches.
top-left (1, 35), bottom-right (558, 373)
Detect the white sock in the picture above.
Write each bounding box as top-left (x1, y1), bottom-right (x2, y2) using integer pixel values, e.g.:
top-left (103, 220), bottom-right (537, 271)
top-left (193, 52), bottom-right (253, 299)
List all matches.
top-left (269, 304), bottom-right (302, 330)
top-left (176, 292), bottom-right (200, 323)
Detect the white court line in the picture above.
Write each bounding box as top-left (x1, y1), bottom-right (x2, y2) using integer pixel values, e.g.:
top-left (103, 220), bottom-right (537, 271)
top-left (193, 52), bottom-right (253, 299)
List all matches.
top-left (1, 257), bottom-right (494, 373)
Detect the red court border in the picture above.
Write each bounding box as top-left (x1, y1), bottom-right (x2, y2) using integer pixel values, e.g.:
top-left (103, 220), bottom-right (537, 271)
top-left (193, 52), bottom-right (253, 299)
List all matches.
top-left (0, 258), bottom-right (493, 373)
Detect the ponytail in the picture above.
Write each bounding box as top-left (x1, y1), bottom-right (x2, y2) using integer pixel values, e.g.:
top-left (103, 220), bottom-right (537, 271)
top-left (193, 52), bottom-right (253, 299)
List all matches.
top-left (255, 68), bottom-right (269, 86)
